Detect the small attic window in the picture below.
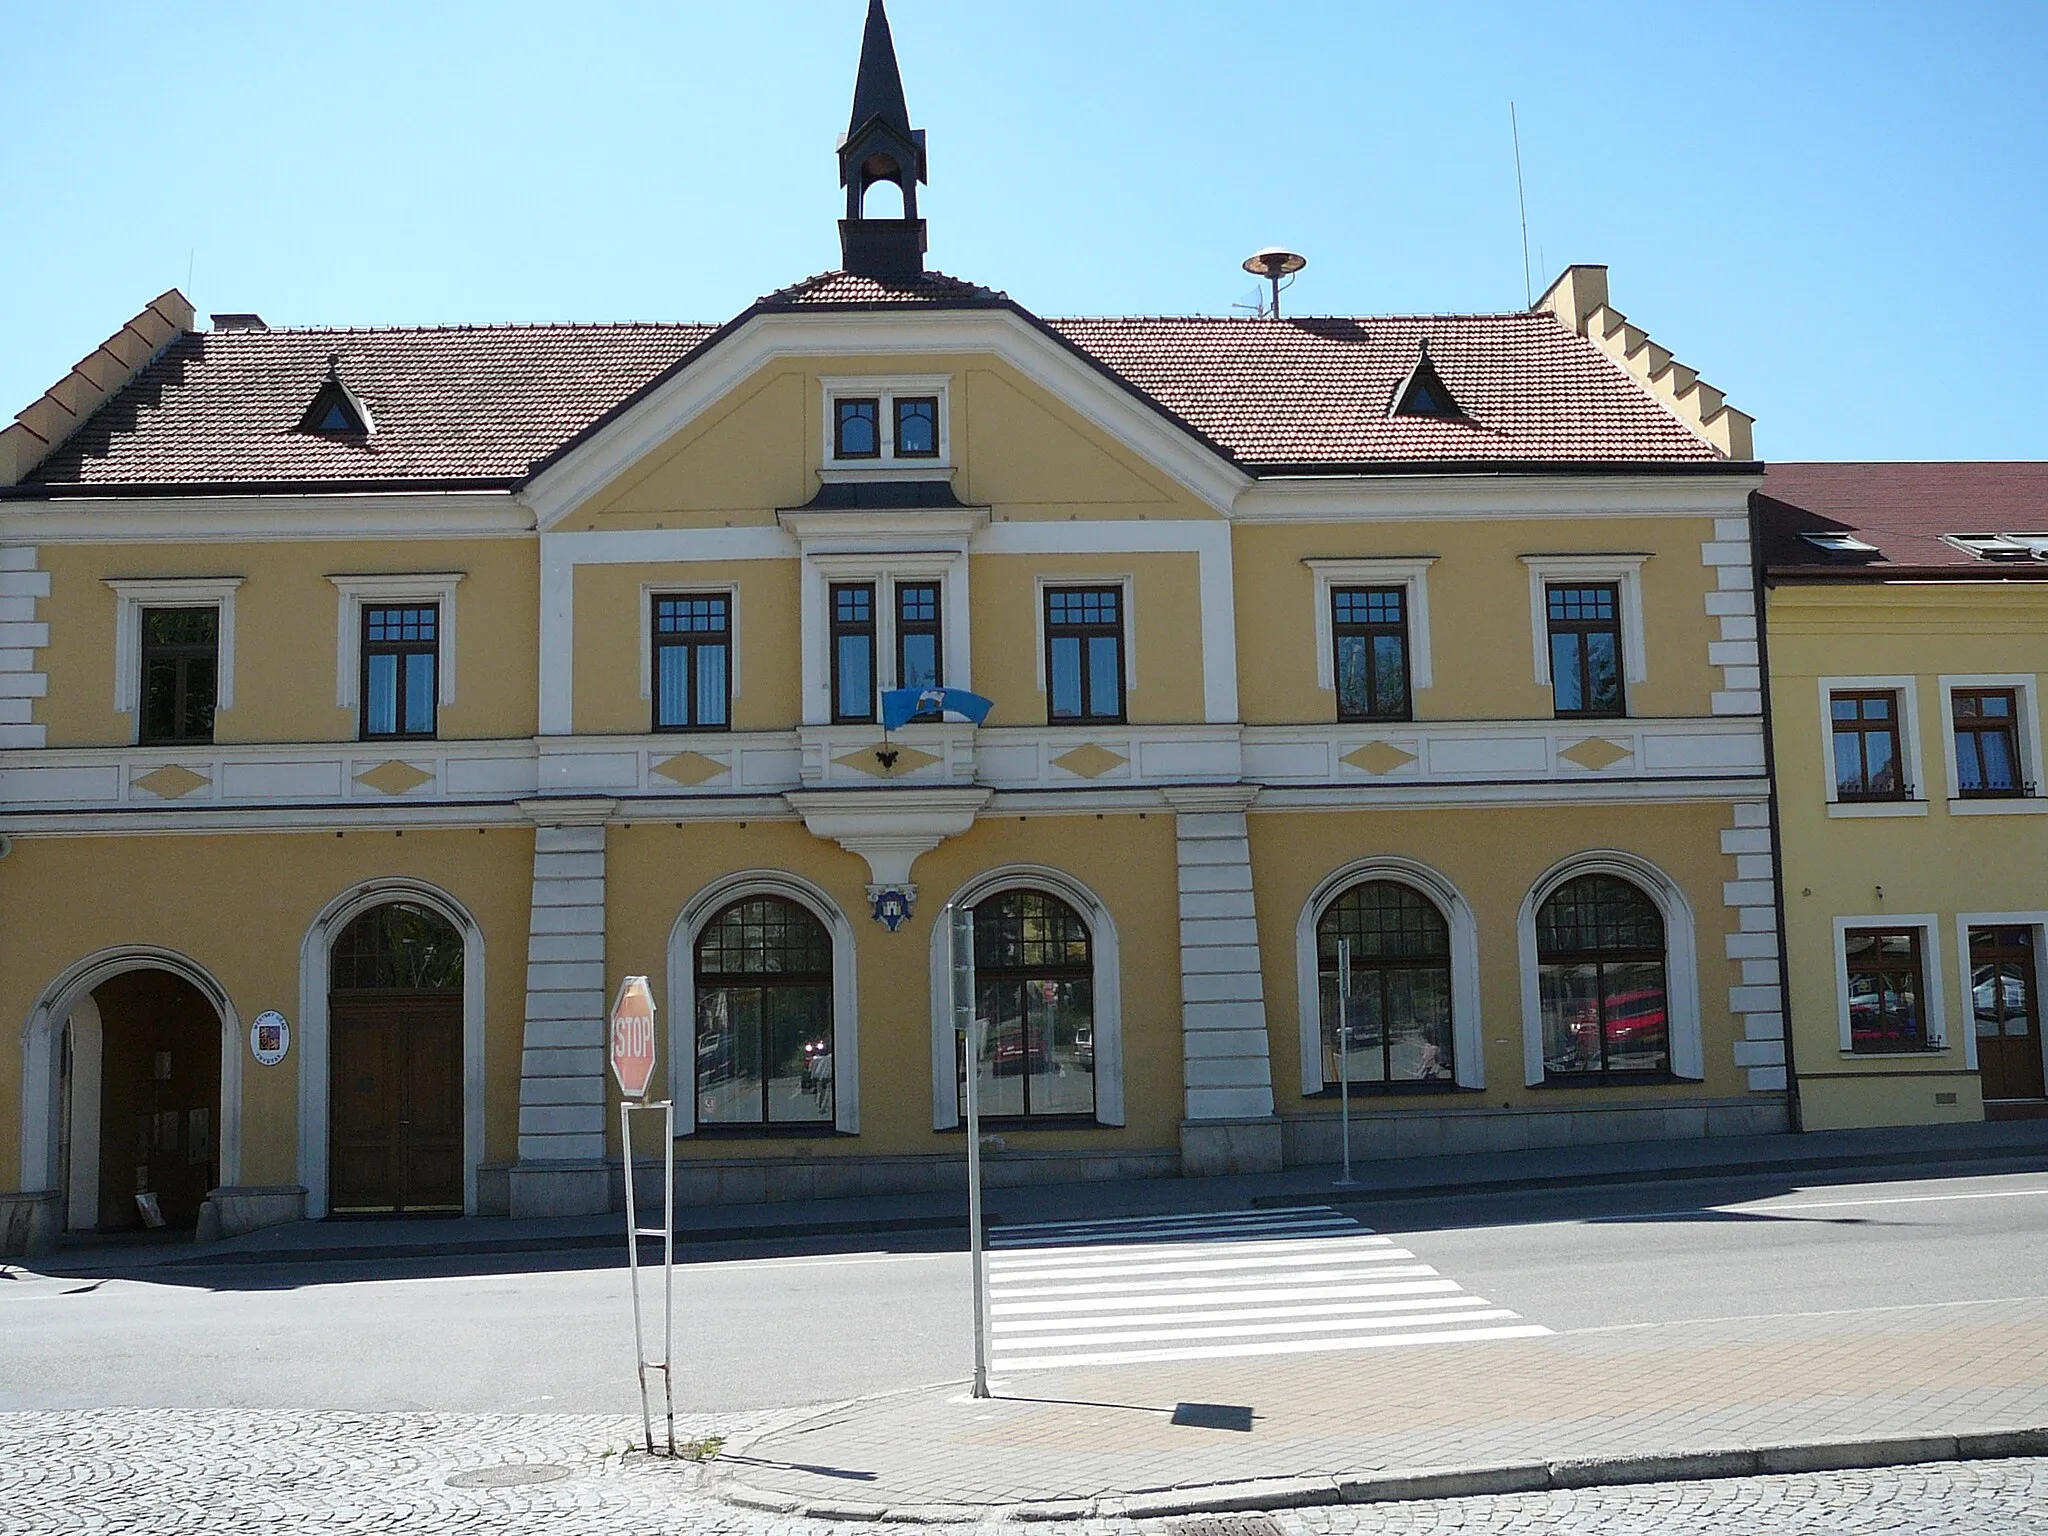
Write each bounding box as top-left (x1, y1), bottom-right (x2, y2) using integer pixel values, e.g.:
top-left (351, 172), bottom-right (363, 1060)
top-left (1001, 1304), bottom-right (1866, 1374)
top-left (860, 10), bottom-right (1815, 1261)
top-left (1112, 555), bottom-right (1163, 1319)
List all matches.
top-left (1391, 341), bottom-right (1465, 420)
top-left (1947, 534), bottom-right (2048, 563)
top-left (1797, 531), bottom-right (1880, 556)
top-left (296, 354), bottom-right (374, 437)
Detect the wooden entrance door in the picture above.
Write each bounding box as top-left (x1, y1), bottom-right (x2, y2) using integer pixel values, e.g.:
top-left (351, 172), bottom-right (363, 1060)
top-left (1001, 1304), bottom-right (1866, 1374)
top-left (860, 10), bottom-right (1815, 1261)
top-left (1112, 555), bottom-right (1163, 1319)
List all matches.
top-left (329, 994), bottom-right (463, 1212)
top-left (1972, 927), bottom-right (2045, 1103)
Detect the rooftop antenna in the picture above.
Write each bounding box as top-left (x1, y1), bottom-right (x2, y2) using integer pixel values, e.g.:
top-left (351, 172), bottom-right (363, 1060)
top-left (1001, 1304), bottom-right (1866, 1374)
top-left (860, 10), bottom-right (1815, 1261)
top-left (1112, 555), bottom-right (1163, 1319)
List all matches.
top-left (1241, 247), bottom-right (1306, 318)
top-left (1510, 103), bottom-right (1532, 308)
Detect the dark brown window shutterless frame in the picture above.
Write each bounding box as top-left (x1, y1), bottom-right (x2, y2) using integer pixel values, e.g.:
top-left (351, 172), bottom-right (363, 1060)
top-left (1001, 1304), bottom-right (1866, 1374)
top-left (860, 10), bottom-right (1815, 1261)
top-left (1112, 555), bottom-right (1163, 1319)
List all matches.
top-left (830, 583), bottom-right (877, 724)
top-left (1844, 928), bottom-right (1929, 1052)
top-left (963, 889), bottom-right (1097, 1123)
top-left (833, 397), bottom-right (881, 459)
top-left (693, 897), bottom-right (835, 1129)
top-left (895, 582), bottom-right (943, 709)
top-left (893, 396), bottom-right (940, 458)
top-left (1831, 690), bottom-right (1907, 800)
top-left (1536, 874), bottom-right (1671, 1081)
top-left (651, 594), bottom-right (731, 732)
top-left (138, 607), bottom-right (220, 745)
top-left (1332, 586), bottom-right (1411, 722)
top-left (360, 604), bottom-right (437, 740)
top-left (1044, 585), bottom-right (1125, 724)
top-left (1952, 688), bottom-right (2026, 797)
top-left (1545, 583), bottom-right (1625, 717)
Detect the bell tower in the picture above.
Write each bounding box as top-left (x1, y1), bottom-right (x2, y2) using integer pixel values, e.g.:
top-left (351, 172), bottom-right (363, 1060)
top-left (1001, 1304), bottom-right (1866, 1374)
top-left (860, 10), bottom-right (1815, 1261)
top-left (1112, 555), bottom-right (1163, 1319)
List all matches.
top-left (837, 0), bottom-right (927, 277)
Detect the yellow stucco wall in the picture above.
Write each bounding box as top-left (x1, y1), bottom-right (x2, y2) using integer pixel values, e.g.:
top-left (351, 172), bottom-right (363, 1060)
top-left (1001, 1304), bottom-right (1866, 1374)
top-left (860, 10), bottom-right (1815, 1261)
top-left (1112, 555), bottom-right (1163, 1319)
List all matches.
top-left (1770, 582), bottom-right (2048, 1127)
top-left (1232, 518), bottom-right (1726, 725)
top-left (0, 828), bottom-right (534, 1193)
top-left (1251, 799), bottom-right (1752, 1112)
top-left (35, 538), bottom-right (538, 747)
top-left (602, 809), bottom-right (1186, 1159)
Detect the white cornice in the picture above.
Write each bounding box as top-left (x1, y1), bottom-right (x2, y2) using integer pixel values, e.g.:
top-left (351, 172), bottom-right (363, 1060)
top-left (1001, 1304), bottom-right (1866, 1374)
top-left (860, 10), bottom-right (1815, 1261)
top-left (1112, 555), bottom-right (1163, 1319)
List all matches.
top-left (521, 309), bottom-right (1254, 528)
top-left (1234, 472), bottom-right (1761, 522)
top-left (0, 491), bottom-right (533, 544)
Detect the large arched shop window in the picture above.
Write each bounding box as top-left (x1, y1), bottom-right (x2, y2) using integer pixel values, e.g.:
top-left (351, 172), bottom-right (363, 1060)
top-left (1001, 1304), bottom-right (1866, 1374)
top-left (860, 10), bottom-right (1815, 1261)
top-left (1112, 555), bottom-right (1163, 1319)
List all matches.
top-left (967, 889), bottom-right (1096, 1120)
top-left (694, 897), bottom-right (835, 1127)
top-left (1536, 874), bottom-right (1671, 1079)
top-left (1318, 881), bottom-right (1456, 1088)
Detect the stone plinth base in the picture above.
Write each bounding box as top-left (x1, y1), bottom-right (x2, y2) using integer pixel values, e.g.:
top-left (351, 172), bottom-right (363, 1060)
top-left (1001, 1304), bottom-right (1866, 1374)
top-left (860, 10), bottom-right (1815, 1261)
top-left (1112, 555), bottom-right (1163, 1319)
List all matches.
top-left (0, 1190), bottom-right (60, 1258)
top-left (509, 1160), bottom-right (612, 1218)
top-left (1279, 1095), bottom-right (1791, 1165)
top-left (1179, 1117), bottom-right (1284, 1177)
top-left (623, 1146), bottom-right (1181, 1211)
top-left (196, 1186), bottom-right (306, 1243)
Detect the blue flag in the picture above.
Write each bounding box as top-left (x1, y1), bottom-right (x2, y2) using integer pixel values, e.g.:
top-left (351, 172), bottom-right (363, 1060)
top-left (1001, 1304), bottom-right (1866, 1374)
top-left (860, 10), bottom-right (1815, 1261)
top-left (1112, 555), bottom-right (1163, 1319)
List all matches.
top-left (881, 687), bottom-right (995, 730)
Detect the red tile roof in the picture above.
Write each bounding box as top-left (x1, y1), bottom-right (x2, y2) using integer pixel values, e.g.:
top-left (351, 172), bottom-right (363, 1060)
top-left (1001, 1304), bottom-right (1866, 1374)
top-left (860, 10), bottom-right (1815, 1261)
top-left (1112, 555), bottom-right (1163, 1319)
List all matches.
top-left (14, 271), bottom-right (1736, 494)
top-left (1760, 462), bottom-right (2048, 576)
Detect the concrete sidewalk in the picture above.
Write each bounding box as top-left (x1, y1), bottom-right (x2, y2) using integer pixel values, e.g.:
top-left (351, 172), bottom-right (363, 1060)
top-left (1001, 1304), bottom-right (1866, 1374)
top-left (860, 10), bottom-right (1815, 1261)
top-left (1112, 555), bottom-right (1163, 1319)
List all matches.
top-left (26, 1117), bottom-right (2046, 1274)
top-left (710, 1296), bottom-right (2048, 1521)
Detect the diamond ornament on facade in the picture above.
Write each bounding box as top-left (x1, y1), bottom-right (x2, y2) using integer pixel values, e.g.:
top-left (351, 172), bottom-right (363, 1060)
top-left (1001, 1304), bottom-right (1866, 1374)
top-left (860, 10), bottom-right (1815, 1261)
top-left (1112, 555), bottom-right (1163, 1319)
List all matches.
top-left (836, 743), bottom-right (942, 778)
top-left (651, 750), bottom-right (729, 787)
top-left (131, 763), bottom-right (211, 799)
top-left (1560, 737), bottom-right (1635, 772)
top-left (1050, 744), bottom-right (1129, 779)
top-left (354, 759), bottom-right (436, 796)
top-left (1341, 741), bottom-right (1419, 776)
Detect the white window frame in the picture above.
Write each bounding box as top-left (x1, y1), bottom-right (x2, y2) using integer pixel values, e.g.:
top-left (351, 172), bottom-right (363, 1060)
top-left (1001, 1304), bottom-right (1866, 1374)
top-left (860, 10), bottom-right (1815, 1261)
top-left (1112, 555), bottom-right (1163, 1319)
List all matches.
top-left (106, 577), bottom-right (243, 735)
top-left (821, 374), bottom-right (953, 470)
top-left (1833, 913), bottom-right (1947, 1054)
top-left (667, 870), bottom-right (861, 1138)
top-left (1521, 554), bottom-right (1651, 696)
top-left (1818, 675), bottom-right (1927, 818)
top-left (328, 573), bottom-right (463, 713)
top-left (1517, 850), bottom-right (1703, 1086)
top-left (640, 582), bottom-right (742, 713)
top-left (1034, 573), bottom-right (1136, 704)
top-left (927, 864), bottom-right (1125, 1130)
top-left (1295, 855), bottom-right (1482, 1095)
top-left (1938, 673), bottom-right (2046, 813)
top-left (801, 552), bottom-right (970, 726)
top-left (1953, 910), bottom-right (2048, 1073)
top-left (1304, 556), bottom-right (1436, 695)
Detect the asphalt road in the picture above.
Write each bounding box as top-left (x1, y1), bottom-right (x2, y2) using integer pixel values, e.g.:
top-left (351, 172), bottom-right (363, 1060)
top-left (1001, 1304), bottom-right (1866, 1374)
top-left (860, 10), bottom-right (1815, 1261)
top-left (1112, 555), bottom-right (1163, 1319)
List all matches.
top-left (5, 1160), bottom-right (2047, 1415)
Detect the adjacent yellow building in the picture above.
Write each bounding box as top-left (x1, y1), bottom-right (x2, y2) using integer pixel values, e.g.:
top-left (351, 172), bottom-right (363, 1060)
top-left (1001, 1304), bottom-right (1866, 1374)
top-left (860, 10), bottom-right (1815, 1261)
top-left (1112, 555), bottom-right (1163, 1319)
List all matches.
top-left (1762, 462), bottom-right (2048, 1129)
top-left (0, 2), bottom-right (1784, 1253)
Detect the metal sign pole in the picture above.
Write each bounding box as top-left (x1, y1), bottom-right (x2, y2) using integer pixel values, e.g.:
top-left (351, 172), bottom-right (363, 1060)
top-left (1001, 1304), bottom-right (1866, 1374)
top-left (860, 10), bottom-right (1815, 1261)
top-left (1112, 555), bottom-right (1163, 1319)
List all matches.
top-left (660, 1098), bottom-right (675, 1458)
top-left (1335, 937), bottom-right (1357, 1187)
top-left (949, 904), bottom-right (990, 1400)
top-left (621, 1099), bottom-right (654, 1454)
top-left (621, 1099), bottom-right (677, 1457)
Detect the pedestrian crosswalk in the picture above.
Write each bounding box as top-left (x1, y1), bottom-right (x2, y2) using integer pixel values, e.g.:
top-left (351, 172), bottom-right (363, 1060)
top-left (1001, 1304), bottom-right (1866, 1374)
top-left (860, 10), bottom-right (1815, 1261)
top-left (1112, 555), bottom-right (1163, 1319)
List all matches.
top-left (985, 1205), bottom-right (1550, 1372)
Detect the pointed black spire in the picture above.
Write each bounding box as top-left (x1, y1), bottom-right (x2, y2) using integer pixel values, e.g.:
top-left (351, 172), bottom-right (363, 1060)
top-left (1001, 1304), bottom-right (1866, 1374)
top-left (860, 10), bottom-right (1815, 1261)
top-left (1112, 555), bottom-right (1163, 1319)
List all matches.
top-left (837, 0), bottom-right (928, 278)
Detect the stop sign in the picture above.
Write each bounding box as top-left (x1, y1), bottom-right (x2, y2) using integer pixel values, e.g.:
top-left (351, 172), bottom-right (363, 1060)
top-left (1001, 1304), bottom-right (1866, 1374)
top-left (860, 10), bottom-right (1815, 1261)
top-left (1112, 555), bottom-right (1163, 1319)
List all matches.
top-left (609, 976), bottom-right (658, 1099)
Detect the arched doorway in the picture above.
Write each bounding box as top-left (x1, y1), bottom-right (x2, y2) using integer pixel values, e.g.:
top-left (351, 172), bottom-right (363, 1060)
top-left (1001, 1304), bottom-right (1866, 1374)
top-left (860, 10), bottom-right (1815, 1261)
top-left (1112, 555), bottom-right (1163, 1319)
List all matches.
top-left (327, 902), bottom-right (464, 1214)
top-left (57, 969), bottom-right (223, 1232)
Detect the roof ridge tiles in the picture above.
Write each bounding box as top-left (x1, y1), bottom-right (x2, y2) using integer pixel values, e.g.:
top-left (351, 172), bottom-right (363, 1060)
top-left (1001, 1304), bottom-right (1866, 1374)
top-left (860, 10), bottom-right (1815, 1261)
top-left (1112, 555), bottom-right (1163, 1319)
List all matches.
top-left (207, 320), bottom-right (719, 336)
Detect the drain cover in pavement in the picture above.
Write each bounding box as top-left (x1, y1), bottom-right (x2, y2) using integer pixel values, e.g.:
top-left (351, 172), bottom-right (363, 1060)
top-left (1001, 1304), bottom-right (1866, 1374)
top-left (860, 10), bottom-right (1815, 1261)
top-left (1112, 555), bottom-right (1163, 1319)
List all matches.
top-left (445, 1464), bottom-right (573, 1489)
top-left (1167, 1519), bottom-right (1283, 1536)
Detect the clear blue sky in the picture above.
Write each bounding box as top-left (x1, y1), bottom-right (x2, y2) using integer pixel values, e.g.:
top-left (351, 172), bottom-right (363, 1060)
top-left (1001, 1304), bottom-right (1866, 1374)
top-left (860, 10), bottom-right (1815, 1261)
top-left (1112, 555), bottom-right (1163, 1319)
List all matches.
top-left (3, 1), bottom-right (2043, 462)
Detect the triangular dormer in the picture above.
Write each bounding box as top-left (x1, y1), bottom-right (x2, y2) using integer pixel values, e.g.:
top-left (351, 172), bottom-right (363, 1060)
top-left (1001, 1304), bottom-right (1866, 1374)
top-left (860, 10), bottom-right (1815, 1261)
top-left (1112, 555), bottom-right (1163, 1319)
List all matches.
top-left (296, 354), bottom-right (374, 437)
top-left (836, 0), bottom-right (929, 278)
top-left (1391, 339), bottom-right (1465, 420)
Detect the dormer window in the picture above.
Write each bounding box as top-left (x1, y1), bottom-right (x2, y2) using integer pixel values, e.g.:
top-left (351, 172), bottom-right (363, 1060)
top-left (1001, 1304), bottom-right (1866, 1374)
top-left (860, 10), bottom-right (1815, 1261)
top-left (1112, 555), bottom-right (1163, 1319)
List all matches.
top-left (297, 353), bottom-right (374, 437)
top-left (1798, 531), bottom-right (1880, 556)
top-left (823, 377), bottom-right (950, 468)
top-left (1391, 341), bottom-right (1465, 420)
top-left (1946, 534), bottom-right (2048, 563)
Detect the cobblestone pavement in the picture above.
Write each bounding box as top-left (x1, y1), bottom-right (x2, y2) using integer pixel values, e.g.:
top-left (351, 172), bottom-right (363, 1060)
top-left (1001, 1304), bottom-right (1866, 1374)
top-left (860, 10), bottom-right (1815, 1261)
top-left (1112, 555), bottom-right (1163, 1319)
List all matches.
top-left (722, 1295), bottom-right (2048, 1507)
top-left (2, 1410), bottom-right (2047, 1534)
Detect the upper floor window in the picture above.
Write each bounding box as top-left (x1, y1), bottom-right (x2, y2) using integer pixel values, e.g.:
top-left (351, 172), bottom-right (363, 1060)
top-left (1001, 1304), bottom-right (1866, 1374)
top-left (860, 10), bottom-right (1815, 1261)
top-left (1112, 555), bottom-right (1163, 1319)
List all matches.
top-left (138, 607), bottom-right (219, 745)
top-left (361, 604), bottom-right (438, 740)
top-left (1952, 688), bottom-right (2025, 797)
top-left (1332, 586), bottom-right (1411, 722)
top-left (1045, 586), bottom-right (1125, 724)
top-left (831, 583), bottom-right (877, 724)
top-left (653, 594), bottom-right (731, 732)
top-left (1546, 584), bottom-right (1625, 717)
top-left (1536, 874), bottom-right (1669, 1079)
top-left (896, 582), bottom-right (944, 707)
top-left (823, 378), bottom-right (950, 466)
top-left (1844, 928), bottom-right (1928, 1053)
top-left (1831, 690), bottom-right (1907, 801)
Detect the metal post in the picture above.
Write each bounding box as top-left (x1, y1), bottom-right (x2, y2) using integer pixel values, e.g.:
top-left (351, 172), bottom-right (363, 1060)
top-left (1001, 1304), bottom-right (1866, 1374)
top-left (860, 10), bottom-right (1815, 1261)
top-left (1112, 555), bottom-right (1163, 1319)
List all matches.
top-left (1335, 938), bottom-right (1356, 1187)
top-left (621, 1099), bottom-right (653, 1454)
top-left (621, 1099), bottom-right (678, 1457)
top-left (949, 904), bottom-right (990, 1399)
top-left (660, 1098), bottom-right (676, 1458)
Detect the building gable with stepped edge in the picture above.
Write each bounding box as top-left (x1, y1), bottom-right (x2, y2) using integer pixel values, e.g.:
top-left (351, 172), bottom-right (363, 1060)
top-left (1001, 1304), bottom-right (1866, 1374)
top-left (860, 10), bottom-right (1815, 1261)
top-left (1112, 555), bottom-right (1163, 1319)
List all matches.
top-left (0, 0), bottom-right (1779, 1255)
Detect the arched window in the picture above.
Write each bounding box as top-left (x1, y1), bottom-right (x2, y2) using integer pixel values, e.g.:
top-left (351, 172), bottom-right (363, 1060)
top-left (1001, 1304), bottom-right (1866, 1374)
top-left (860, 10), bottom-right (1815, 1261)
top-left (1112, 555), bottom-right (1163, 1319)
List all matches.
top-left (331, 902), bottom-right (462, 991)
top-left (968, 889), bottom-right (1095, 1120)
top-left (1536, 874), bottom-right (1670, 1078)
top-left (1318, 881), bottom-right (1455, 1088)
top-left (694, 897), bottom-right (834, 1127)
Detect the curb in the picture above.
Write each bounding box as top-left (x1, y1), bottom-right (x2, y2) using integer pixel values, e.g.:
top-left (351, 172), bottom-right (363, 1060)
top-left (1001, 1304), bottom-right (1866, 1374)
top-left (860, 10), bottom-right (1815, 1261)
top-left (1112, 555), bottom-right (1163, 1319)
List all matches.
top-left (707, 1426), bottom-right (2048, 1524)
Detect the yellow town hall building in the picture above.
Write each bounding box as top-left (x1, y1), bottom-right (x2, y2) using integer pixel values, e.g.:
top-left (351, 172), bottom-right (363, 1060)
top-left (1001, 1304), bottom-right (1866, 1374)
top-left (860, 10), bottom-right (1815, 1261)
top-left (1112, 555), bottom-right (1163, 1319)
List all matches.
top-left (0, 3), bottom-right (1784, 1251)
